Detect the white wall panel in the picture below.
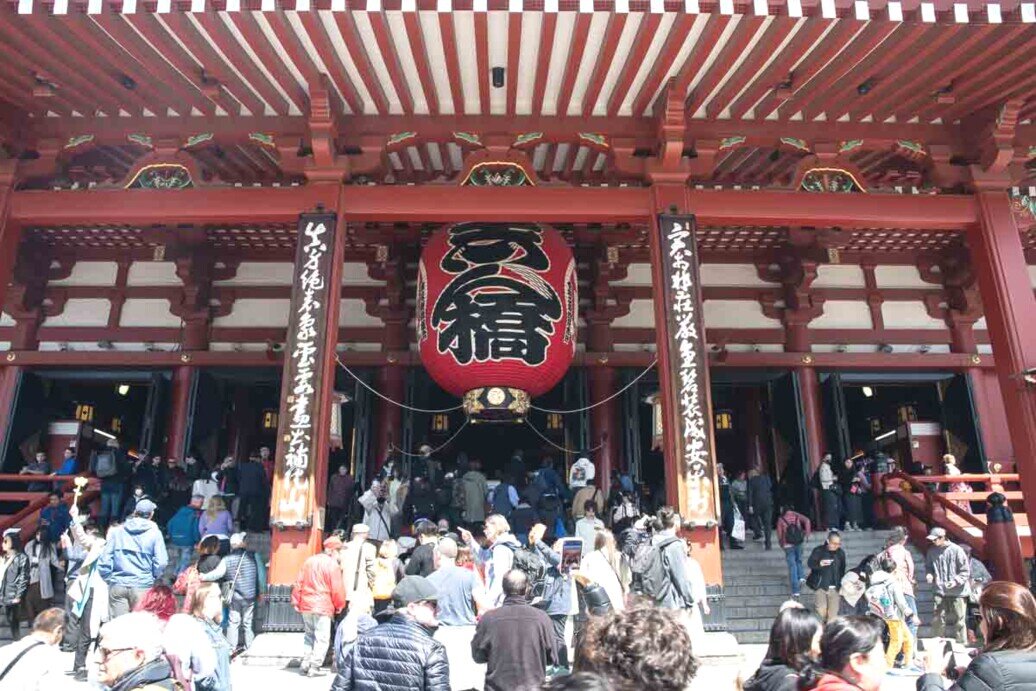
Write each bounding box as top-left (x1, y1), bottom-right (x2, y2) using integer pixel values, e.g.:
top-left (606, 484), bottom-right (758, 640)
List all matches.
top-left (215, 262), bottom-right (293, 285)
top-left (874, 265), bottom-right (930, 289)
top-left (342, 262), bottom-right (380, 285)
top-left (339, 298), bottom-right (382, 327)
top-left (127, 262), bottom-right (180, 286)
top-left (703, 300), bottom-right (782, 328)
top-left (700, 264), bottom-right (776, 286)
top-left (43, 298), bottom-right (110, 327)
top-left (881, 301), bottom-right (945, 329)
top-left (0, 313), bottom-right (13, 326)
top-left (812, 265), bottom-right (865, 288)
top-left (49, 261), bottom-right (118, 286)
top-left (809, 300), bottom-right (872, 329)
top-left (610, 300), bottom-right (654, 328)
top-left (213, 299), bottom-right (290, 327)
top-left (119, 299), bottom-right (180, 327)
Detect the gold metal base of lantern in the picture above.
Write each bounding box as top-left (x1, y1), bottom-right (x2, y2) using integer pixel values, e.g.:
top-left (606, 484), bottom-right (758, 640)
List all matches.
top-left (463, 387), bottom-right (530, 423)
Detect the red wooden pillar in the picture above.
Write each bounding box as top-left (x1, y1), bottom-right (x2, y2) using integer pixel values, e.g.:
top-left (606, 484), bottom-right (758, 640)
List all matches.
top-left (589, 366), bottom-right (619, 497)
top-left (796, 367), bottom-right (825, 473)
top-left (0, 365), bottom-right (22, 466)
top-left (969, 189), bottom-right (1036, 565)
top-left (0, 161), bottom-right (21, 313)
top-left (165, 364), bottom-right (194, 460)
top-left (375, 365), bottom-right (404, 471)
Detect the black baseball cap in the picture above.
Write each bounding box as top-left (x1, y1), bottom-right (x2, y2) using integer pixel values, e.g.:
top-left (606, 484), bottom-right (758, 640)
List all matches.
top-left (391, 576), bottom-right (439, 607)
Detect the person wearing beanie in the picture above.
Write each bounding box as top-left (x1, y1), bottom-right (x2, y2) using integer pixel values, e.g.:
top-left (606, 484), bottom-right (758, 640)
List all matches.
top-left (292, 536), bottom-right (348, 676)
top-left (332, 575), bottom-right (449, 691)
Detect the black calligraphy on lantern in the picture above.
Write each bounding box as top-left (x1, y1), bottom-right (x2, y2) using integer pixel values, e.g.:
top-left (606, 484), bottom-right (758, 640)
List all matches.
top-left (432, 225), bottom-right (562, 366)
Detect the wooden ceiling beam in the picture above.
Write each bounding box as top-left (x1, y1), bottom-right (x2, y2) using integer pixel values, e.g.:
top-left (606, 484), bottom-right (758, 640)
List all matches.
top-left (752, 19), bottom-right (858, 120)
top-left (330, 12), bottom-right (391, 115)
top-left (705, 16), bottom-right (796, 120)
top-left (367, 11), bottom-right (415, 115)
top-left (802, 23), bottom-right (920, 122)
top-left (687, 15), bottom-right (765, 117)
top-left (473, 10), bottom-right (491, 116)
top-left (289, 12), bottom-right (360, 115)
top-left (725, 17), bottom-right (828, 122)
top-left (192, 12), bottom-right (292, 116)
top-left (530, 11), bottom-right (559, 117)
top-left (846, 24), bottom-right (967, 122)
top-left (554, 12), bottom-right (592, 118)
top-left (580, 13), bottom-right (627, 119)
top-left (606, 12), bottom-right (662, 118)
top-left (89, 14), bottom-right (215, 117)
top-left (436, 12), bottom-right (465, 116)
top-left (160, 14), bottom-right (266, 117)
top-left (125, 14), bottom-right (238, 116)
top-left (400, 12), bottom-right (438, 115)
top-left (630, 13), bottom-right (695, 117)
top-left (227, 13), bottom-right (307, 116)
top-left (506, 11), bottom-right (523, 117)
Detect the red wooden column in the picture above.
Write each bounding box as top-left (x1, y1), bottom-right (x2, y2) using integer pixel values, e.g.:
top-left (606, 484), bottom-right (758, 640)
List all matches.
top-left (165, 364), bottom-right (194, 460)
top-left (648, 183), bottom-right (722, 585)
top-left (588, 366), bottom-right (619, 497)
top-left (375, 365), bottom-right (405, 470)
top-left (0, 161), bottom-right (21, 313)
top-left (796, 367), bottom-right (825, 473)
top-left (969, 189), bottom-right (1036, 569)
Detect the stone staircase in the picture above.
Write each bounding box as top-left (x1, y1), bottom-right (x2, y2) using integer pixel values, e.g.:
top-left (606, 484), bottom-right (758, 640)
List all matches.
top-left (721, 529), bottom-right (935, 644)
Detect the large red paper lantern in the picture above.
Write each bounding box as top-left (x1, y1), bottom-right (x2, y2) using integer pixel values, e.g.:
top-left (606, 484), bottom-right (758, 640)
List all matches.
top-left (417, 223), bottom-right (577, 416)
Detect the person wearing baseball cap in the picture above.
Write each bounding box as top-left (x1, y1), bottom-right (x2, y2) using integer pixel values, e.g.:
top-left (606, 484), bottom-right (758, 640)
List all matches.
top-left (95, 495), bottom-right (168, 620)
top-left (332, 575), bottom-right (449, 691)
top-left (924, 526), bottom-right (971, 645)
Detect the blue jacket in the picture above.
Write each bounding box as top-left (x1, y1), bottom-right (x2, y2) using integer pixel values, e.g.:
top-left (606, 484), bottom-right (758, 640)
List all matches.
top-left (97, 516), bottom-right (169, 588)
top-left (167, 506), bottom-right (201, 548)
top-left (39, 505), bottom-right (71, 544)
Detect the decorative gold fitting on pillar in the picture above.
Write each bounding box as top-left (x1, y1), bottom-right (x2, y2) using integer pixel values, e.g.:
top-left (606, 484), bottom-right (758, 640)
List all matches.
top-left (180, 353), bottom-right (192, 363)
top-left (971, 355), bottom-right (981, 365)
top-left (386, 353), bottom-right (398, 364)
top-left (598, 355), bottom-right (609, 364)
top-left (801, 354), bottom-right (814, 364)
top-left (463, 387), bottom-right (530, 423)
top-left (5, 353), bottom-right (14, 362)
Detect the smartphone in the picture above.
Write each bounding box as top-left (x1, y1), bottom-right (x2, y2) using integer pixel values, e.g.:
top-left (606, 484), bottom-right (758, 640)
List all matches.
top-left (558, 538), bottom-right (583, 573)
top-left (943, 641), bottom-right (960, 681)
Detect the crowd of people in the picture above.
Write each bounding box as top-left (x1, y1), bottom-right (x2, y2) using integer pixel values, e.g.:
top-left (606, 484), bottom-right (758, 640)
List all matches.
top-left (1, 441), bottom-right (1034, 691)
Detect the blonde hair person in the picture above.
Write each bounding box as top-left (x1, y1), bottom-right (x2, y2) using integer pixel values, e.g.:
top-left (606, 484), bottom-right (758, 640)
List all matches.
top-left (199, 495), bottom-right (233, 539)
top-left (371, 540), bottom-right (401, 614)
top-left (580, 529), bottom-right (627, 611)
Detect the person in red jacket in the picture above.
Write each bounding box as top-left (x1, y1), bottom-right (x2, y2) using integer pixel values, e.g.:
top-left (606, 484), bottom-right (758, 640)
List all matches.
top-left (292, 535), bottom-right (348, 677)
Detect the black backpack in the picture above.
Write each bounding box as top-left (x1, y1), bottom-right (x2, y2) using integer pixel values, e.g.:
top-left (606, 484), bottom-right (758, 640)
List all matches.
top-left (499, 542), bottom-right (546, 590)
top-left (630, 537), bottom-right (680, 603)
top-left (783, 516), bottom-right (805, 546)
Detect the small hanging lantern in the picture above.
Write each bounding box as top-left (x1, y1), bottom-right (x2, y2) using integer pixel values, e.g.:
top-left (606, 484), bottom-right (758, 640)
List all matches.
top-left (75, 403), bottom-right (94, 422)
top-left (714, 410), bottom-right (734, 431)
top-left (261, 409), bottom-right (279, 430)
top-left (431, 413), bottom-right (450, 433)
top-left (545, 413), bottom-right (564, 431)
top-left (111, 417), bottom-right (123, 433)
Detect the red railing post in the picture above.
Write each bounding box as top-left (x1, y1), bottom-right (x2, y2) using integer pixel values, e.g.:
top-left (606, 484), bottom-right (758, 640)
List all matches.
top-left (984, 492), bottom-right (1027, 586)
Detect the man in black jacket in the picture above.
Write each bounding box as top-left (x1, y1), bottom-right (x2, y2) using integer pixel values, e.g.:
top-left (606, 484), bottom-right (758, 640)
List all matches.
top-left (807, 530), bottom-right (846, 623)
top-left (404, 520), bottom-right (440, 578)
top-left (332, 575), bottom-right (449, 691)
top-left (472, 569), bottom-right (558, 691)
top-left (747, 468), bottom-right (774, 549)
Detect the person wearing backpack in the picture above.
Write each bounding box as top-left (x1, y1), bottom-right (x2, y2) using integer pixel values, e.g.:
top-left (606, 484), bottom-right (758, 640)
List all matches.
top-left (776, 505), bottom-right (812, 598)
top-left (91, 439), bottom-right (129, 530)
top-left (459, 514), bottom-right (522, 607)
top-left (864, 555), bottom-right (918, 669)
top-left (166, 495), bottom-right (203, 576)
top-left (490, 474), bottom-right (519, 519)
top-left (631, 507), bottom-right (696, 614)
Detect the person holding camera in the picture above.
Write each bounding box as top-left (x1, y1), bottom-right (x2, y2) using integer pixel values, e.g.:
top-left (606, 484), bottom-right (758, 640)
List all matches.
top-left (919, 580), bottom-right (1036, 691)
top-left (359, 479), bottom-right (399, 543)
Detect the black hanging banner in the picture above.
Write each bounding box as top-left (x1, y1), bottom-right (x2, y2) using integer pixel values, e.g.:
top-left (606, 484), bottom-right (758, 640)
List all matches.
top-left (656, 214), bottom-right (718, 525)
top-left (271, 211), bottom-right (339, 529)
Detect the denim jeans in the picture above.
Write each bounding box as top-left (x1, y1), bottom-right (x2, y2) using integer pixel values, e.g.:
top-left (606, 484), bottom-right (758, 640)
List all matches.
top-left (301, 613), bottom-right (332, 670)
top-left (100, 486), bottom-right (124, 526)
top-left (172, 545), bottom-right (194, 576)
top-left (785, 544), bottom-right (804, 594)
top-left (904, 593), bottom-right (919, 641)
top-left (226, 599), bottom-right (255, 651)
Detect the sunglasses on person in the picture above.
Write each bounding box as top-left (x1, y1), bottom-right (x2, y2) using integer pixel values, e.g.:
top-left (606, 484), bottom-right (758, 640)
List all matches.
top-left (99, 647), bottom-right (136, 661)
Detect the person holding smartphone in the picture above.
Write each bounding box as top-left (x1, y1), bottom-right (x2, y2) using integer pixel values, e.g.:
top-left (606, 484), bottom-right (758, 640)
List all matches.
top-left (528, 524), bottom-right (578, 669)
top-left (806, 531), bottom-right (847, 623)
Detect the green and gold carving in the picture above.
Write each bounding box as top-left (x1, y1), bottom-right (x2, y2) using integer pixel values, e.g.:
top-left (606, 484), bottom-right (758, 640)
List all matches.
top-left (125, 164), bottom-right (193, 190)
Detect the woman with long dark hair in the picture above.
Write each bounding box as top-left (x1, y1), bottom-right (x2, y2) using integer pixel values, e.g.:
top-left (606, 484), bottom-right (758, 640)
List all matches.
top-left (920, 580), bottom-right (1036, 691)
top-left (0, 531), bottom-right (29, 640)
top-left (744, 607), bottom-right (822, 691)
top-left (799, 615), bottom-right (887, 691)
